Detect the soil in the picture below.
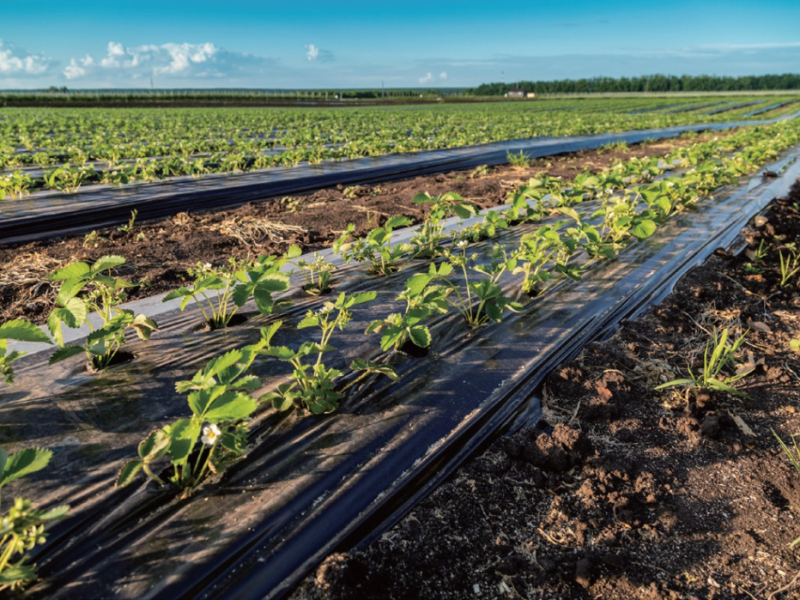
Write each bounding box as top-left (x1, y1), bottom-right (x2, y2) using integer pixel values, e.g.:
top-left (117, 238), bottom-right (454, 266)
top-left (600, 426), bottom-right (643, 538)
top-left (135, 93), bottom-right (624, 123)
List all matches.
top-left (290, 181), bottom-right (800, 599)
top-left (0, 132), bottom-right (729, 324)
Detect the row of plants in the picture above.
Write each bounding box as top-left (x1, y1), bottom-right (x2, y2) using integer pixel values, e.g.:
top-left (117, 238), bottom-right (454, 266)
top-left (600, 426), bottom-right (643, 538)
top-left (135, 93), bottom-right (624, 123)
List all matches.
top-left (1, 119), bottom-right (799, 590)
top-left (0, 97), bottom-right (791, 198)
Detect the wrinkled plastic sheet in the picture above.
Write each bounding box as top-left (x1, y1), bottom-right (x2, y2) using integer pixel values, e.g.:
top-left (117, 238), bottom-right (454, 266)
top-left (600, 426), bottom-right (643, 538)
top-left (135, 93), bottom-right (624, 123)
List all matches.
top-left (627, 102), bottom-right (691, 115)
top-left (703, 101), bottom-right (761, 115)
top-left (665, 101), bottom-right (727, 113)
top-left (743, 101), bottom-right (794, 117)
top-left (2, 110), bottom-right (799, 246)
top-left (3, 146), bottom-right (799, 599)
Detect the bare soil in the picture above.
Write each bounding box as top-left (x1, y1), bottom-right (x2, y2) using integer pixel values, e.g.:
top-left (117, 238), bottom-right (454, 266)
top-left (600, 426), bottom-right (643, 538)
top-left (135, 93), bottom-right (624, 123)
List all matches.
top-left (0, 133), bottom-right (726, 324)
top-left (291, 182), bottom-right (800, 599)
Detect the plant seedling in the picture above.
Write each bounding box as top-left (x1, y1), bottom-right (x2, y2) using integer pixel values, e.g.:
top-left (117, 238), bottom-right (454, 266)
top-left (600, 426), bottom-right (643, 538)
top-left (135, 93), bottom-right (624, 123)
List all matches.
top-left (366, 265), bottom-right (451, 353)
top-left (507, 150), bottom-right (531, 169)
top-left (261, 292), bottom-right (397, 413)
top-left (655, 328), bottom-right (754, 399)
top-left (334, 216), bottom-right (413, 276)
top-left (46, 256), bottom-right (158, 370)
top-left (164, 252), bottom-right (292, 328)
top-left (117, 339), bottom-right (270, 493)
top-left (773, 430), bottom-right (800, 548)
top-left (410, 192), bottom-right (476, 259)
top-left (288, 250), bottom-right (335, 295)
top-left (0, 320), bottom-right (52, 385)
top-left (443, 242), bottom-right (522, 328)
top-left (779, 246), bottom-right (800, 287)
top-left (0, 447), bottom-right (69, 591)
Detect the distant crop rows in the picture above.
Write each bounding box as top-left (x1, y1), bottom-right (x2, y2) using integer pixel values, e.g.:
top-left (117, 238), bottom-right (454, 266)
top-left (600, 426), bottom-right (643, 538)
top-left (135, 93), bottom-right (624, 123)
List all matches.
top-left (0, 96), bottom-right (797, 198)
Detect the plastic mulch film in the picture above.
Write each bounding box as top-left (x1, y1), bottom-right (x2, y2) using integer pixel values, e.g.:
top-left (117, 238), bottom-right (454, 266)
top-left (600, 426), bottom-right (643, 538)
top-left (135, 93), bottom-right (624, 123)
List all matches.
top-left (701, 101), bottom-right (761, 115)
top-left (743, 101), bottom-right (795, 118)
top-left (4, 148), bottom-right (800, 599)
top-left (2, 110), bottom-right (799, 246)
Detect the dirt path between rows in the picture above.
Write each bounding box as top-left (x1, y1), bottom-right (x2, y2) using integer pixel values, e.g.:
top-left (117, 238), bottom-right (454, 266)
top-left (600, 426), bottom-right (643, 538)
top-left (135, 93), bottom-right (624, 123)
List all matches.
top-left (0, 133), bottom-right (729, 324)
top-left (292, 182), bottom-right (800, 599)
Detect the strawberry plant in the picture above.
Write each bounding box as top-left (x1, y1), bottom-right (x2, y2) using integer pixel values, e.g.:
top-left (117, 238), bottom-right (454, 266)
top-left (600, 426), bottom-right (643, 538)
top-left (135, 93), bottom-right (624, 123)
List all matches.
top-left (164, 253), bottom-right (292, 329)
top-left (116, 334), bottom-right (275, 493)
top-left (0, 447), bottom-right (69, 591)
top-left (46, 256), bottom-right (158, 370)
top-left (287, 251), bottom-right (335, 295)
top-left (0, 320), bottom-right (52, 385)
top-left (366, 265), bottom-right (451, 353)
top-left (261, 292), bottom-right (397, 413)
top-left (443, 242), bottom-right (521, 328)
top-left (410, 192), bottom-right (476, 258)
top-left (334, 216), bottom-right (413, 276)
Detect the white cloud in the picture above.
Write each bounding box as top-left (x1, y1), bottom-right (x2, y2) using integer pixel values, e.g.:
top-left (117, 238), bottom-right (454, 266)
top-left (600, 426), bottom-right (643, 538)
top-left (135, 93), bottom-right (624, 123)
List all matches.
top-left (0, 39), bottom-right (53, 76)
top-left (305, 44), bottom-right (320, 62)
top-left (304, 43), bottom-right (334, 63)
top-left (64, 55), bottom-right (94, 80)
top-left (418, 71), bottom-right (449, 84)
top-left (61, 41), bottom-right (276, 82)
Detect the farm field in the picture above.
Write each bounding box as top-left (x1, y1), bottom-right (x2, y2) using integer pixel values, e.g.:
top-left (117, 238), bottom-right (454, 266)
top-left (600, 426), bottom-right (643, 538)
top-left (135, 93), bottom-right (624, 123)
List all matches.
top-left (1, 95), bottom-right (799, 199)
top-left (2, 96), bottom-right (800, 600)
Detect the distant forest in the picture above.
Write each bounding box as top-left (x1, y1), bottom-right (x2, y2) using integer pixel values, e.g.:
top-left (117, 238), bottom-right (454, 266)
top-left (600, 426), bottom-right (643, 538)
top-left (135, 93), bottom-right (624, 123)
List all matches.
top-left (472, 74), bottom-right (800, 95)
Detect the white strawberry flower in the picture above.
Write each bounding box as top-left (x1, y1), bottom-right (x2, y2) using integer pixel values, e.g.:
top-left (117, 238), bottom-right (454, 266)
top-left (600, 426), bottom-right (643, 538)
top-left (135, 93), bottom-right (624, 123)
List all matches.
top-left (201, 424), bottom-right (221, 447)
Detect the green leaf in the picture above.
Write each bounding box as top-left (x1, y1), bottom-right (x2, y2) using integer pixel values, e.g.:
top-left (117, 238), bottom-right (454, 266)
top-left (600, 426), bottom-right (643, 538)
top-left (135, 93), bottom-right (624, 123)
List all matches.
top-left (632, 219), bottom-right (657, 240)
top-left (0, 564), bottom-right (37, 587)
top-left (0, 447), bottom-right (52, 488)
top-left (412, 192), bottom-right (434, 205)
top-left (138, 429), bottom-right (170, 461)
top-left (232, 282), bottom-right (255, 307)
top-left (116, 460), bottom-right (143, 487)
top-left (163, 286), bottom-right (193, 301)
top-left (205, 391), bottom-right (257, 422)
top-left (91, 255), bottom-right (126, 274)
top-left (55, 278), bottom-right (86, 306)
top-left (263, 346), bottom-right (297, 360)
top-left (0, 319), bottom-right (51, 344)
top-left (48, 261), bottom-right (90, 281)
top-left (453, 203), bottom-right (476, 219)
top-left (266, 392), bottom-right (295, 412)
top-left (405, 273), bottom-right (433, 297)
top-left (654, 378), bottom-right (696, 390)
top-left (285, 245), bottom-right (303, 259)
top-left (351, 359), bottom-right (400, 382)
top-left (297, 315), bottom-right (319, 329)
top-left (53, 297), bottom-right (88, 329)
top-left (350, 291), bottom-right (377, 305)
top-left (385, 215), bottom-right (412, 230)
top-left (206, 350), bottom-right (243, 378)
top-left (167, 419), bottom-right (200, 465)
top-left (409, 325), bottom-right (432, 348)
top-left (484, 301), bottom-right (503, 323)
top-left (49, 345), bottom-right (85, 364)
top-left (556, 206), bottom-right (582, 224)
top-left (131, 314), bottom-right (159, 340)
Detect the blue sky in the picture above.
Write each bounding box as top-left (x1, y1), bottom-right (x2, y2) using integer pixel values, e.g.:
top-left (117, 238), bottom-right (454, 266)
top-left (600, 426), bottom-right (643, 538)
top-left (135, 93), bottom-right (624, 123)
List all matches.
top-left (2, 0), bottom-right (799, 89)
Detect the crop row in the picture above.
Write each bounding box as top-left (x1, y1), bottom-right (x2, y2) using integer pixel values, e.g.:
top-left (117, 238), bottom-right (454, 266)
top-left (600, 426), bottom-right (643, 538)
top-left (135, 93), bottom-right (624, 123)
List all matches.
top-left (0, 119), bottom-right (799, 591)
top-left (0, 97), bottom-right (794, 198)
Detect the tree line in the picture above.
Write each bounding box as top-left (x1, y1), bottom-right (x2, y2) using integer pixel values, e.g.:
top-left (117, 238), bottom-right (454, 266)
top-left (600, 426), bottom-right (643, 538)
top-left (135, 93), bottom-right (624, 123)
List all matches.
top-left (472, 74), bottom-right (800, 95)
